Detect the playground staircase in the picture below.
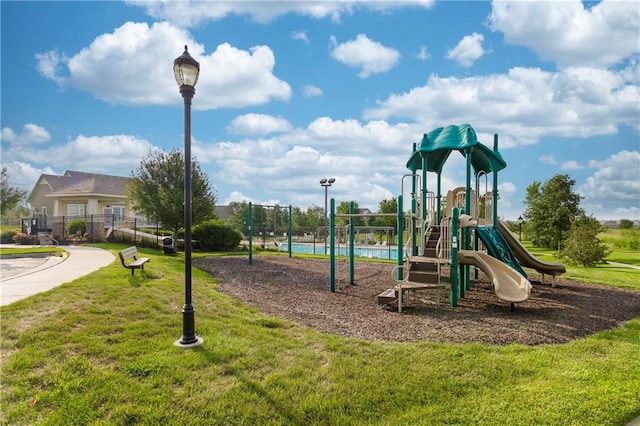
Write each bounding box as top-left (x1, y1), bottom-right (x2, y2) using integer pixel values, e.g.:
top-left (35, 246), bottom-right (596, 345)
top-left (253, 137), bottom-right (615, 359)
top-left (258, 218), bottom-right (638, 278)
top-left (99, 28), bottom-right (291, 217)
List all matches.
top-left (377, 225), bottom-right (447, 310)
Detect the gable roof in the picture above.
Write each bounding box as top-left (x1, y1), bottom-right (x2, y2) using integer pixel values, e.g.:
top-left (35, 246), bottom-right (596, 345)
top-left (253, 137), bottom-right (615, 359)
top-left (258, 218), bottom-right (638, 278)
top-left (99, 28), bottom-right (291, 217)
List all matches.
top-left (49, 171), bottom-right (132, 196)
top-left (28, 170), bottom-right (133, 202)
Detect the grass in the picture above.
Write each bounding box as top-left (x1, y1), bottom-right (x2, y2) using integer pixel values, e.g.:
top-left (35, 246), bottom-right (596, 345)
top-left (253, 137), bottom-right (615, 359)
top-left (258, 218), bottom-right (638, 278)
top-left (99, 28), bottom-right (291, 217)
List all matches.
top-left (1, 243), bottom-right (639, 425)
top-left (522, 241), bottom-right (639, 289)
top-left (0, 246), bottom-right (65, 257)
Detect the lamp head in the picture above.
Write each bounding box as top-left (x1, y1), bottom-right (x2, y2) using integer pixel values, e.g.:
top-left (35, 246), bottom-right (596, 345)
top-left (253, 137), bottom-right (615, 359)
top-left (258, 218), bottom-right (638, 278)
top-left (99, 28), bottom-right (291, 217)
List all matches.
top-left (173, 45), bottom-right (200, 89)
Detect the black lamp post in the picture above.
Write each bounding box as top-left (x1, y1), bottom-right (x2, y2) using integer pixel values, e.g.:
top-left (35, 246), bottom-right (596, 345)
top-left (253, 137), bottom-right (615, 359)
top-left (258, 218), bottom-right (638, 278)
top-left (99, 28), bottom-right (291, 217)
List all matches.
top-left (174, 45), bottom-right (203, 348)
top-left (517, 215), bottom-right (523, 242)
top-left (320, 178), bottom-right (335, 254)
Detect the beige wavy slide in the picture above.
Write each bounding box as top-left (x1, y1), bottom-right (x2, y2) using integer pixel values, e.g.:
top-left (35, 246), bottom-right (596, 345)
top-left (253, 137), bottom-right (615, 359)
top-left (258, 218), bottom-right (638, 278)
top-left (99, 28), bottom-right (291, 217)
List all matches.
top-left (458, 250), bottom-right (532, 304)
top-left (497, 220), bottom-right (566, 277)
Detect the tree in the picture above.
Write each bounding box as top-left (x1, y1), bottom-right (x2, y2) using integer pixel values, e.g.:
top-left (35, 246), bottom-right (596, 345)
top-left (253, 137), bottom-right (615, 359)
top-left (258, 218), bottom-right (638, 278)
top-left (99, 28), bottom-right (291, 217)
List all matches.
top-left (619, 219), bottom-right (635, 229)
top-left (372, 197), bottom-right (397, 228)
top-left (1, 167), bottom-right (26, 216)
top-left (127, 149), bottom-right (217, 239)
top-left (561, 214), bottom-right (610, 267)
top-left (336, 201), bottom-right (365, 226)
top-left (523, 174), bottom-right (583, 250)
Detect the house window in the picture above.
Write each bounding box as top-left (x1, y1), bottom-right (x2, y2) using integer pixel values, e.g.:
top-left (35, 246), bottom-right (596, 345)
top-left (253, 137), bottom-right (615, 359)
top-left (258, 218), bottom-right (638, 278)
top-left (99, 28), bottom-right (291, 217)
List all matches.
top-left (41, 206), bottom-right (48, 216)
top-left (104, 206), bottom-right (125, 227)
top-left (68, 204), bottom-right (85, 217)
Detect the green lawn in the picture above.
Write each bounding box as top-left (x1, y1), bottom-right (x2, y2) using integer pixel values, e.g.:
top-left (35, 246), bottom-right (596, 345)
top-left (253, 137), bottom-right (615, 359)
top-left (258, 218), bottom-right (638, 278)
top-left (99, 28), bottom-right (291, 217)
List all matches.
top-left (1, 243), bottom-right (639, 425)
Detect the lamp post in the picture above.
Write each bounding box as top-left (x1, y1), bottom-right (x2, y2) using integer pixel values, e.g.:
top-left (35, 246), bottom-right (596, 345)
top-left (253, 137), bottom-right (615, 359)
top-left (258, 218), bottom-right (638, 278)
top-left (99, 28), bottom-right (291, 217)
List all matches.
top-left (517, 215), bottom-right (523, 242)
top-left (320, 178), bottom-right (335, 254)
top-left (173, 45), bottom-right (203, 348)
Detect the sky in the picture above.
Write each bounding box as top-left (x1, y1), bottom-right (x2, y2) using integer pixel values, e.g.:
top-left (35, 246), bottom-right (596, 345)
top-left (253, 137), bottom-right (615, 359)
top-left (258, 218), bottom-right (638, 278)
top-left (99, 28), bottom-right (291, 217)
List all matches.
top-left (1, 0), bottom-right (639, 221)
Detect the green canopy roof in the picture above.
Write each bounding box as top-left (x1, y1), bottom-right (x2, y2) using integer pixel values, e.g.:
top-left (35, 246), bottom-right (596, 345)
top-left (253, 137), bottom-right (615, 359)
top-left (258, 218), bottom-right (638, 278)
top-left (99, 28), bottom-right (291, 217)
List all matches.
top-left (406, 124), bottom-right (506, 174)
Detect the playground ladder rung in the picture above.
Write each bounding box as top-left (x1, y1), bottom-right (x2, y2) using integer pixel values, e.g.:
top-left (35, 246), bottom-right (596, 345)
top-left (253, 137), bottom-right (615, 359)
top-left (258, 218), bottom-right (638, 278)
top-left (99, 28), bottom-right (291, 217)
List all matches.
top-left (396, 281), bottom-right (447, 291)
top-left (407, 256), bottom-right (447, 264)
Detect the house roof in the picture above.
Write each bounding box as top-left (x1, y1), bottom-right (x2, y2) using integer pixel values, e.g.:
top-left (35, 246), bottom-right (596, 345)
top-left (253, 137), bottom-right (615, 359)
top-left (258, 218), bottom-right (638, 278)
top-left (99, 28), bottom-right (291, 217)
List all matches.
top-left (29, 170), bottom-right (132, 202)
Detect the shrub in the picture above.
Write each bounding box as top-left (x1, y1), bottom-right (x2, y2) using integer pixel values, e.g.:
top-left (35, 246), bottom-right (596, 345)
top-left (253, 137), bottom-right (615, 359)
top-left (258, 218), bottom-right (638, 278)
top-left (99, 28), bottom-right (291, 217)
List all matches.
top-left (67, 219), bottom-right (87, 237)
top-left (561, 214), bottom-right (610, 267)
top-left (192, 220), bottom-right (242, 251)
top-left (1, 230), bottom-right (17, 244)
top-left (12, 232), bottom-right (39, 245)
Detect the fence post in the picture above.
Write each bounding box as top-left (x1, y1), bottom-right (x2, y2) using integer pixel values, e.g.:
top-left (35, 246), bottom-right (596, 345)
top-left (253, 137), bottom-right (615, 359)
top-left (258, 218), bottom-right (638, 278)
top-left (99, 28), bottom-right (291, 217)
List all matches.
top-left (329, 198), bottom-right (335, 292)
top-left (396, 196), bottom-right (403, 281)
top-left (348, 201), bottom-right (355, 285)
top-left (248, 202), bottom-right (253, 265)
top-left (288, 205), bottom-right (292, 258)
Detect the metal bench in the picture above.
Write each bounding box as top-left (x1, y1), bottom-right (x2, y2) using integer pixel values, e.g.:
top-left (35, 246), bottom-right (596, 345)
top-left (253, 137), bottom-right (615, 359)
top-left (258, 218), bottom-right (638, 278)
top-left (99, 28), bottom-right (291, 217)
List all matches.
top-left (118, 246), bottom-right (150, 276)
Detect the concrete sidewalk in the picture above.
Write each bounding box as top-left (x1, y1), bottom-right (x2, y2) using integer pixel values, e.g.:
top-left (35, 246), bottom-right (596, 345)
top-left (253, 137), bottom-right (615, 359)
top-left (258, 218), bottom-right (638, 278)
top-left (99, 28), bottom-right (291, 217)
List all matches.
top-left (0, 245), bottom-right (115, 306)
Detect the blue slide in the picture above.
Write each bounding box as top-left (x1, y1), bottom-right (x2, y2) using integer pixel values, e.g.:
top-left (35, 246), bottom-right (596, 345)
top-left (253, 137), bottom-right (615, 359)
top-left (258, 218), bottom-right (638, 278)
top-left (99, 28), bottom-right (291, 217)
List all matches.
top-left (475, 226), bottom-right (528, 278)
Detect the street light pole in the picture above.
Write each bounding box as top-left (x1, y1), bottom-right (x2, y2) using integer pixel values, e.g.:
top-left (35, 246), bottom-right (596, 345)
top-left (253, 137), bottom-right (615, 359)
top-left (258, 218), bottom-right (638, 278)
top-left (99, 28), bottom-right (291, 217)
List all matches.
top-left (518, 215), bottom-right (523, 242)
top-left (320, 178), bottom-right (335, 254)
top-left (174, 45), bottom-right (203, 348)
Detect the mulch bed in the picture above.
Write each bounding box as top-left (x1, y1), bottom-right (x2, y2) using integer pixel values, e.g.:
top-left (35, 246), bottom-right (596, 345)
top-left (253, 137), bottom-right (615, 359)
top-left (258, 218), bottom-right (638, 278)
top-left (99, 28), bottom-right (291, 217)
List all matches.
top-left (193, 255), bottom-right (640, 345)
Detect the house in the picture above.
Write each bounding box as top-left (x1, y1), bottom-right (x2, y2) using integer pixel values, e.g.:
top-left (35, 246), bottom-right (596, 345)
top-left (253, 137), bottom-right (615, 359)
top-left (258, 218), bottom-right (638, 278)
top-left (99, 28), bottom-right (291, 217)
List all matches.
top-left (28, 170), bottom-right (135, 218)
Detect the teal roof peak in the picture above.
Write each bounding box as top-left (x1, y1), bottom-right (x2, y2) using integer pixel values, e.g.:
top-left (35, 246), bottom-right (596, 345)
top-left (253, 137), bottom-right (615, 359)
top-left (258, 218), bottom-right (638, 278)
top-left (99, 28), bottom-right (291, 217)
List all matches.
top-left (406, 123), bottom-right (506, 174)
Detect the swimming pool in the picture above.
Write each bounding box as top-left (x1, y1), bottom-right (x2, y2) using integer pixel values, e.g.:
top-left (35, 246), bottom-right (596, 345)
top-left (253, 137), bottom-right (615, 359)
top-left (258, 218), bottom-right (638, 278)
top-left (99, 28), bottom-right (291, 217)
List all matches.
top-left (278, 242), bottom-right (403, 261)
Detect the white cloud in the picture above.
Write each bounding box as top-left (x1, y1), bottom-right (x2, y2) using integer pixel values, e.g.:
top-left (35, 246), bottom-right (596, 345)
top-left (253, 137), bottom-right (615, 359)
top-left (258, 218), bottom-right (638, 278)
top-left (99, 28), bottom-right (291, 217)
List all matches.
top-left (417, 45), bottom-right (430, 61)
top-left (3, 162), bottom-right (57, 193)
top-left (189, 116), bottom-right (422, 209)
top-left (36, 21), bottom-right (291, 110)
top-left (445, 32), bottom-right (485, 67)
top-left (539, 155), bottom-right (556, 165)
top-left (291, 30), bottom-right (310, 43)
top-left (363, 66), bottom-right (639, 146)
top-left (302, 84), bottom-right (323, 97)
top-left (2, 133), bottom-right (157, 180)
top-left (128, 1), bottom-right (434, 27)
top-left (489, 0), bottom-right (640, 68)
top-left (227, 114), bottom-right (293, 136)
top-left (560, 160), bottom-right (583, 171)
top-left (0, 124), bottom-right (51, 145)
top-left (330, 34), bottom-right (401, 78)
top-left (579, 150), bottom-right (640, 202)
top-left (34, 50), bottom-right (67, 84)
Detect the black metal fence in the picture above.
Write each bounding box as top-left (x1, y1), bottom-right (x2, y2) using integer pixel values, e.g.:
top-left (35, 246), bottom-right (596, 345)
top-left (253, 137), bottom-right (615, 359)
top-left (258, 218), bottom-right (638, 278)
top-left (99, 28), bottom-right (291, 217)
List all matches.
top-left (20, 214), bottom-right (164, 246)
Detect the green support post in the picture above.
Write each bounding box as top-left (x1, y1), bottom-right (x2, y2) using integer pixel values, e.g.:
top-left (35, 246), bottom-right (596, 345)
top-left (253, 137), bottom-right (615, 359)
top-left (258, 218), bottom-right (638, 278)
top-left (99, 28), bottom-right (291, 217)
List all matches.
top-left (421, 157), bottom-right (427, 227)
top-left (464, 147), bottom-right (473, 292)
top-left (248, 202), bottom-right (253, 265)
top-left (329, 198), bottom-right (336, 292)
top-left (493, 134), bottom-right (499, 228)
top-left (288, 205), bottom-right (292, 258)
top-left (411, 170), bottom-right (418, 256)
top-left (397, 195), bottom-right (404, 281)
top-left (349, 201), bottom-right (355, 285)
top-left (436, 173), bottom-right (442, 224)
top-left (450, 207), bottom-right (459, 307)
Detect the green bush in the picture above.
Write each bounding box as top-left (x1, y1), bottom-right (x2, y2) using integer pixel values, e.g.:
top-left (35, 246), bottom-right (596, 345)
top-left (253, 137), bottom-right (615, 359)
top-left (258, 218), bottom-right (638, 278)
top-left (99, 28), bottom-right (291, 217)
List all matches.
top-left (192, 219), bottom-right (242, 251)
top-left (67, 219), bottom-right (86, 237)
top-left (1, 229), bottom-right (17, 243)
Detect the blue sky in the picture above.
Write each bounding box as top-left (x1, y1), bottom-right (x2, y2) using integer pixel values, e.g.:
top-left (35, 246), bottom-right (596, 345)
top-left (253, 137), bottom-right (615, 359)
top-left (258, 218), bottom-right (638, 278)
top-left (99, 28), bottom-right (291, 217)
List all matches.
top-left (1, 0), bottom-right (638, 221)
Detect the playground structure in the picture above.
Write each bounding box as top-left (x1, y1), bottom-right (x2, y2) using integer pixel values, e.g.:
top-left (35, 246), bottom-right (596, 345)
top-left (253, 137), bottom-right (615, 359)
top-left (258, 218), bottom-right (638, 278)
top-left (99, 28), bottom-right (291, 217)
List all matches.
top-left (327, 123), bottom-right (565, 312)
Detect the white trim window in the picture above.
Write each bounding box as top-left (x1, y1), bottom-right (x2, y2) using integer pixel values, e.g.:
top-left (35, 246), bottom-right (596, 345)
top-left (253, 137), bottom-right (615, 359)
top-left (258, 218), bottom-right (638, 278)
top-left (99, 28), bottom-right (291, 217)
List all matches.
top-left (104, 206), bottom-right (126, 226)
top-left (68, 204), bottom-right (85, 217)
